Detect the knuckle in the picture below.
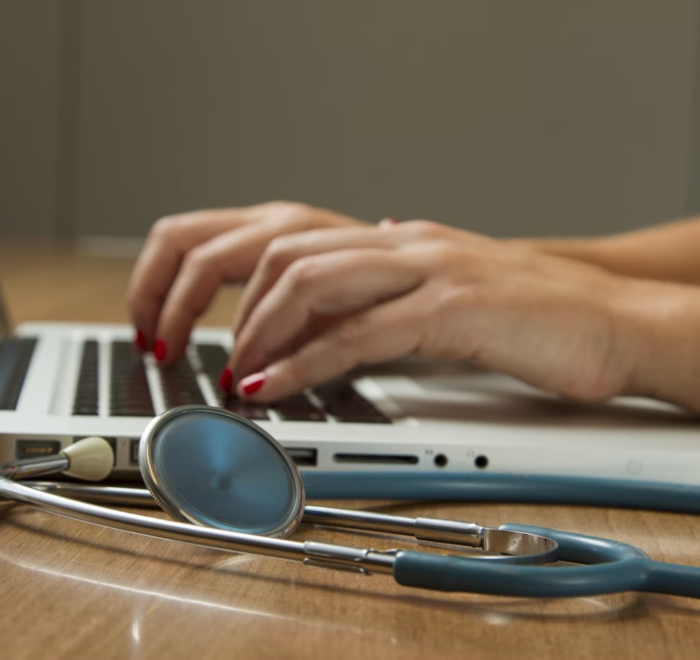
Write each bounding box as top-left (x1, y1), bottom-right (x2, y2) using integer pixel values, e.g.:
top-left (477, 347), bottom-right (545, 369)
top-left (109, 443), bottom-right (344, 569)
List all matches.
top-left (181, 245), bottom-right (210, 274)
top-left (180, 246), bottom-right (222, 289)
top-left (265, 200), bottom-right (296, 211)
top-left (149, 214), bottom-right (186, 241)
top-left (283, 257), bottom-right (323, 293)
top-left (407, 241), bottom-right (461, 270)
top-left (150, 210), bottom-right (213, 243)
top-left (272, 201), bottom-right (313, 224)
top-left (262, 236), bottom-right (298, 275)
top-left (403, 219), bottom-right (445, 240)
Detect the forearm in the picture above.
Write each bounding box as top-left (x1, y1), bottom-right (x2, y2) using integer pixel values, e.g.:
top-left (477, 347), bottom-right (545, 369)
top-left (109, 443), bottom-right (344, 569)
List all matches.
top-left (512, 216), bottom-right (700, 286)
top-left (620, 278), bottom-right (700, 414)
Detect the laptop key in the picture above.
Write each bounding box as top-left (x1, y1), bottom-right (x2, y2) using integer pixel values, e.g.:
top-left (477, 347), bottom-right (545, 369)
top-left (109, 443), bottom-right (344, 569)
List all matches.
top-left (220, 397), bottom-right (270, 421)
top-left (312, 380), bottom-right (392, 424)
top-left (110, 341), bottom-right (156, 417)
top-left (330, 408), bottom-right (392, 424)
top-left (73, 340), bottom-right (98, 415)
top-left (197, 343), bottom-right (229, 378)
top-left (273, 393), bottom-right (327, 422)
top-left (159, 360), bottom-right (207, 408)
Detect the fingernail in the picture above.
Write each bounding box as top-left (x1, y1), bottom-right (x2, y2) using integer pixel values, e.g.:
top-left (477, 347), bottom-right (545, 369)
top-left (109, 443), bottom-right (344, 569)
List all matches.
top-left (379, 217), bottom-right (398, 228)
top-left (134, 329), bottom-right (148, 352)
top-left (218, 367), bottom-right (233, 392)
top-left (153, 338), bottom-right (167, 362)
top-left (240, 372), bottom-right (265, 396)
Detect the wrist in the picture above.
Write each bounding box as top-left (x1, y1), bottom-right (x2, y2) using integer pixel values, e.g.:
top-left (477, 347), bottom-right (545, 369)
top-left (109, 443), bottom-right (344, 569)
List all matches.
top-left (616, 279), bottom-right (700, 413)
top-left (509, 237), bottom-right (612, 265)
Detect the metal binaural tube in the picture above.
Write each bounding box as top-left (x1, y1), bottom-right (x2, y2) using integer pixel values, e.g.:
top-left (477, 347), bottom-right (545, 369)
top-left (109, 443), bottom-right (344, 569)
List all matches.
top-left (27, 483), bottom-right (558, 564)
top-left (304, 506), bottom-right (484, 545)
top-left (30, 483), bottom-right (158, 507)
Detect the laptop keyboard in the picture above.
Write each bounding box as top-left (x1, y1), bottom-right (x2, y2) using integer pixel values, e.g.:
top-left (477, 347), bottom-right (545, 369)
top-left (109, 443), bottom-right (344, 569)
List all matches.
top-left (0, 337), bottom-right (37, 410)
top-left (73, 340), bottom-right (391, 424)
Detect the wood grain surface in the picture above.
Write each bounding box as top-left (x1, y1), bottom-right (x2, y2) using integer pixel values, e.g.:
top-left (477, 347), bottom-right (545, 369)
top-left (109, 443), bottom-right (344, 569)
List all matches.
top-left (1, 240), bottom-right (700, 660)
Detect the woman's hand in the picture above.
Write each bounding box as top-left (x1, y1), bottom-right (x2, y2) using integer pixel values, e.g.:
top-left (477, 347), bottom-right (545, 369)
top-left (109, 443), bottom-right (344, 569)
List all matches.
top-left (228, 220), bottom-right (650, 405)
top-left (126, 201), bottom-right (365, 362)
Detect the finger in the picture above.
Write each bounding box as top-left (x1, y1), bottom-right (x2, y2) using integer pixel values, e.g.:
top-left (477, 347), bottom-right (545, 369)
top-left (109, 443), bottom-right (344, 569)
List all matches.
top-left (233, 225), bottom-right (403, 334)
top-left (127, 209), bottom-right (259, 347)
top-left (236, 291), bottom-right (426, 401)
top-left (152, 220), bottom-right (311, 363)
top-left (130, 202), bottom-right (364, 352)
top-left (230, 249), bottom-right (425, 383)
top-left (233, 220), bottom-right (466, 335)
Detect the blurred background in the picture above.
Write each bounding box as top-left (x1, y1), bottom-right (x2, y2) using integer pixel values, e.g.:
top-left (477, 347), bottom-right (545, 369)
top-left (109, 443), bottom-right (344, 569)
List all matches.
top-left (1, 0), bottom-right (699, 249)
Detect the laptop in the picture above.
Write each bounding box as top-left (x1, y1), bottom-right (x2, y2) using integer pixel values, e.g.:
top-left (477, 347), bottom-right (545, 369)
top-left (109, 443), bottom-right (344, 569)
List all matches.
top-left (1, 282), bottom-right (699, 491)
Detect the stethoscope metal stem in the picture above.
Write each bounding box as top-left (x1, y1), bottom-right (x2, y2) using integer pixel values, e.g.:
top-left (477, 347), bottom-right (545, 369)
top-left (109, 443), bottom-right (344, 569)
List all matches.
top-left (2, 455), bottom-right (70, 481)
top-left (0, 476), bottom-right (395, 575)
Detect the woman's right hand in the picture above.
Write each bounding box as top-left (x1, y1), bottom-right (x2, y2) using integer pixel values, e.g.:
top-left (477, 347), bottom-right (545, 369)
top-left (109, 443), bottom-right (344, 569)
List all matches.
top-left (126, 201), bottom-right (365, 363)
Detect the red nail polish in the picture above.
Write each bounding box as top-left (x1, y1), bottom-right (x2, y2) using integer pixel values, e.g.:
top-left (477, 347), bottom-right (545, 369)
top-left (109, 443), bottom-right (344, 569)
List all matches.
top-left (135, 329), bottom-right (148, 352)
top-left (219, 367), bottom-right (233, 392)
top-left (379, 217), bottom-right (398, 227)
top-left (241, 372), bottom-right (265, 396)
top-left (153, 338), bottom-right (167, 362)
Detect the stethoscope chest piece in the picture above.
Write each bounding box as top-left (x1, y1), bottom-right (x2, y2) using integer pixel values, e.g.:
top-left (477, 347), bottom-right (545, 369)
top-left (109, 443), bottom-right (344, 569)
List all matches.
top-left (139, 406), bottom-right (305, 538)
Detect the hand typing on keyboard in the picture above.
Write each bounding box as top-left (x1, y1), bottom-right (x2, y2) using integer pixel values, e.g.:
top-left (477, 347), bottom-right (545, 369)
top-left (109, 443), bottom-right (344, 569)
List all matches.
top-left (126, 201), bottom-right (363, 364)
top-left (127, 201), bottom-right (700, 414)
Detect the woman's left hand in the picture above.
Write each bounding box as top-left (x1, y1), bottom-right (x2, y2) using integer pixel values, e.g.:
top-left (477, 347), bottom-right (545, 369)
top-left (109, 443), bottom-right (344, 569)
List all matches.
top-left (227, 220), bottom-right (645, 404)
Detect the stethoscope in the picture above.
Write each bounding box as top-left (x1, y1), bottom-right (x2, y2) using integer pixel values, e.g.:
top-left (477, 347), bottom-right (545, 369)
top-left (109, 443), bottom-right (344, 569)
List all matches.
top-left (2, 404), bottom-right (700, 600)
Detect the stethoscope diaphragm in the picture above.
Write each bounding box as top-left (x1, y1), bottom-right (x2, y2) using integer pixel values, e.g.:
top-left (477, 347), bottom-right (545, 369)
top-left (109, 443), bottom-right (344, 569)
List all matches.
top-left (139, 406), bottom-right (305, 538)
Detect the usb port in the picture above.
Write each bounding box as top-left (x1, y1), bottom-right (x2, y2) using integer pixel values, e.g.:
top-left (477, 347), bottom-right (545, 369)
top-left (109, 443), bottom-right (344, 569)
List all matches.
top-left (15, 439), bottom-right (61, 460)
top-left (286, 447), bottom-right (318, 467)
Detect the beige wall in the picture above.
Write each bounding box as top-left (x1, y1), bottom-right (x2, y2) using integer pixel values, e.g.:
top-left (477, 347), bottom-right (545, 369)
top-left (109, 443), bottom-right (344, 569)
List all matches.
top-left (0, 2), bottom-right (62, 238)
top-left (2, 1), bottom-right (699, 240)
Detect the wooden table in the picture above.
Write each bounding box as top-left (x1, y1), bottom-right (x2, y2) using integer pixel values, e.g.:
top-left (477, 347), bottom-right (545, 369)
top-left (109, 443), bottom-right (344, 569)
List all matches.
top-left (1, 241), bottom-right (700, 660)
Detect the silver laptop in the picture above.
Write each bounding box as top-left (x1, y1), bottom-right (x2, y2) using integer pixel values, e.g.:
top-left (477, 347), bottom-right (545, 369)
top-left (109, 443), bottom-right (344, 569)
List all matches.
top-left (1, 285), bottom-right (699, 489)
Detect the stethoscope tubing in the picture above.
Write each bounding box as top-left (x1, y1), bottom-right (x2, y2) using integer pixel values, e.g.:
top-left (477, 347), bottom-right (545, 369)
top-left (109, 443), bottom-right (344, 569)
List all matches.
top-left (302, 471), bottom-right (700, 514)
top-left (393, 552), bottom-right (700, 598)
top-left (395, 524), bottom-right (700, 599)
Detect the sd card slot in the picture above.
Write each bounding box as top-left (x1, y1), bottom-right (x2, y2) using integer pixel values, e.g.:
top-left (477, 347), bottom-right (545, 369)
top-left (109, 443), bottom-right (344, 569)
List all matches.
top-left (333, 453), bottom-right (418, 465)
